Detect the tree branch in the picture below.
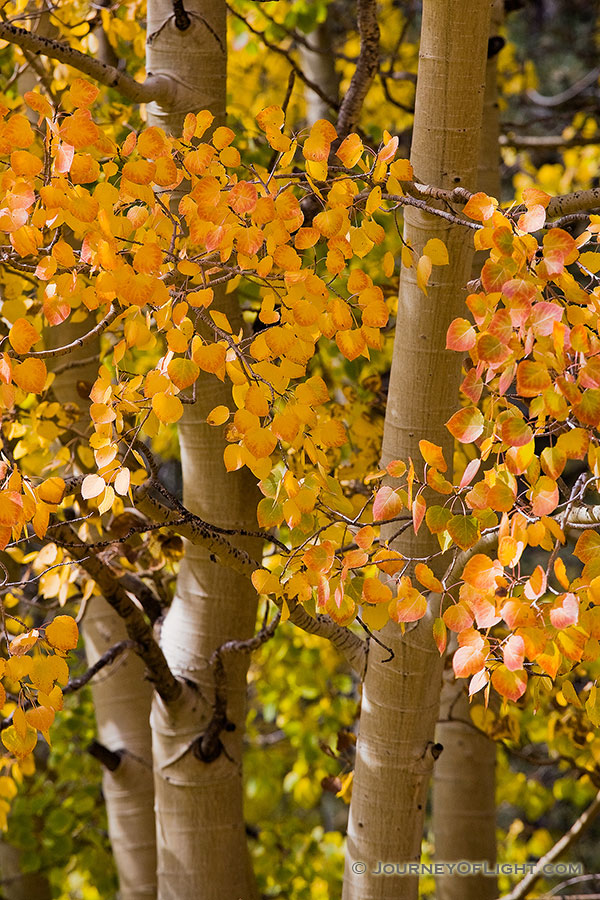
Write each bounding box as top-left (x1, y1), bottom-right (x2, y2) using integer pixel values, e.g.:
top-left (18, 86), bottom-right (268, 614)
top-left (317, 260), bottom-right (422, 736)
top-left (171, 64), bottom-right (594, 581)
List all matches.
top-left (284, 599), bottom-right (367, 677)
top-left (53, 523), bottom-right (181, 703)
top-left (0, 22), bottom-right (173, 105)
top-left (64, 639), bottom-right (139, 694)
top-left (224, 2), bottom-right (339, 114)
top-left (9, 302), bottom-right (120, 359)
top-left (336, 0), bottom-right (380, 138)
top-left (501, 790), bottom-right (600, 900)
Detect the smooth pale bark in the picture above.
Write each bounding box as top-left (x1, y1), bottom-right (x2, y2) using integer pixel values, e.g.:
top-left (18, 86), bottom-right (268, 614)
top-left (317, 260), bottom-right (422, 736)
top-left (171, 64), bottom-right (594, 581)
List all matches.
top-left (47, 325), bottom-right (157, 899)
top-left (145, 3), bottom-right (260, 897)
top-left (432, 4), bottom-right (503, 898)
top-left (299, 19), bottom-right (339, 124)
top-left (343, 3), bottom-right (492, 899)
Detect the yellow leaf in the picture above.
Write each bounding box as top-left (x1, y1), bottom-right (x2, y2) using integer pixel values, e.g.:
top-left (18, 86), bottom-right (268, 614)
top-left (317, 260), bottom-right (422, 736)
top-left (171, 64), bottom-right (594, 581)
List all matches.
top-left (417, 254), bottom-right (432, 294)
top-left (207, 405), bottom-right (230, 426)
top-left (152, 392), bottom-right (183, 424)
top-left (81, 474), bottom-right (105, 500)
top-left (422, 238), bottom-right (449, 265)
top-left (45, 615), bottom-right (79, 651)
top-left (1, 724), bottom-right (37, 759)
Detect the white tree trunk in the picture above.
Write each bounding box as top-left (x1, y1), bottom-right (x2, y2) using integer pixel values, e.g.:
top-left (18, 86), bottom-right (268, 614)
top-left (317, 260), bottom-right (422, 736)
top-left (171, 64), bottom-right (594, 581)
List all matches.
top-left (47, 325), bottom-right (157, 900)
top-left (343, 3), bottom-right (492, 899)
top-left (145, 3), bottom-right (260, 897)
top-left (432, 4), bottom-right (504, 897)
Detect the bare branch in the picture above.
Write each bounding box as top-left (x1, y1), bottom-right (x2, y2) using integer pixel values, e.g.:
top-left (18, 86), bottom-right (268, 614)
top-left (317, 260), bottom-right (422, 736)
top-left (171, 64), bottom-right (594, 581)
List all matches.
top-left (526, 65), bottom-right (600, 108)
top-left (53, 523), bottom-right (181, 703)
top-left (336, 0), bottom-right (380, 138)
top-left (64, 639), bottom-right (139, 694)
top-left (501, 790), bottom-right (600, 900)
top-left (225, 2), bottom-right (339, 114)
top-left (284, 598), bottom-right (367, 677)
top-left (0, 21), bottom-right (173, 105)
top-left (500, 133), bottom-right (600, 149)
top-left (9, 302), bottom-right (120, 359)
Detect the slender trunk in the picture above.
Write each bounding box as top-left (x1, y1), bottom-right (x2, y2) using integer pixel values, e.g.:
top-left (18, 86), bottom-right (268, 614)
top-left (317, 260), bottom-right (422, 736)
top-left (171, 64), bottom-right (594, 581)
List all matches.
top-left (145, 3), bottom-right (260, 897)
top-left (343, 4), bottom-right (492, 899)
top-left (299, 18), bottom-right (339, 124)
top-left (432, 5), bottom-right (504, 897)
top-left (47, 325), bottom-right (157, 900)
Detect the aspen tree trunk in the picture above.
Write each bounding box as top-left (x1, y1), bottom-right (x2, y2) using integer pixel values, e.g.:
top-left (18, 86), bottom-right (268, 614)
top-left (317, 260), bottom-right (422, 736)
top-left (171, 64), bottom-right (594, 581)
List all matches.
top-left (47, 327), bottom-right (157, 900)
top-left (432, 5), bottom-right (504, 897)
top-left (343, 4), bottom-right (492, 899)
top-left (145, 3), bottom-right (260, 898)
top-left (299, 18), bottom-right (339, 124)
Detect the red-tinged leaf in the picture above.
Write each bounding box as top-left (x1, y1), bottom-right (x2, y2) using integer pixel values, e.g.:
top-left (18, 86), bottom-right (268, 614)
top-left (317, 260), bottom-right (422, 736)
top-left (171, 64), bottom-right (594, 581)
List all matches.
top-left (433, 617), bottom-right (447, 655)
top-left (446, 318), bottom-right (476, 351)
top-left (522, 187), bottom-right (551, 209)
top-left (491, 665), bottom-right (527, 701)
top-left (43, 293), bottom-right (71, 326)
top-left (447, 514), bottom-right (480, 550)
top-left (386, 459), bottom-right (406, 478)
top-left (373, 485), bottom-right (403, 521)
top-left (469, 669), bottom-right (490, 696)
top-left (459, 458), bottom-right (481, 488)
top-left (461, 368), bottom-right (483, 404)
top-left (503, 634), bottom-right (525, 671)
top-left (518, 204), bottom-right (546, 233)
top-left (355, 525), bottom-right (375, 550)
top-left (336, 132), bottom-right (363, 168)
top-left (362, 577), bottom-right (393, 605)
top-left (336, 328), bottom-right (366, 361)
top-left (419, 440), bottom-right (447, 472)
top-left (453, 643), bottom-right (486, 678)
top-left (499, 414), bottom-right (533, 448)
top-left (524, 565), bottom-right (547, 601)
top-left (530, 475), bottom-right (559, 516)
top-left (540, 445), bottom-right (566, 480)
top-left (482, 258), bottom-right (517, 295)
top-left (574, 389), bottom-right (600, 428)
top-left (412, 494), bottom-right (426, 534)
top-left (229, 181), bottom-right (258, 214)
top-left (344, 549), bottom-right (369, 569)
top-left (303, 541), bottom-right (335, 574)
top-left (463, 192), bottom-right (497, 222)
top-left (444, 602), bottom-right (474, 633)
top-left (549, 593), bottom-right (579, 629)
top-left (542, 228), bottom-right (578, 275)
top-left (462, 554), bottom-right (504, 591)
top-left (446, 407), bottom-right (484, 443)
top-left (68, 78), bottom-right (100, 108)
top-left (244, 427), bottom-right (277, 459)
top-left (516, 360), bottom-right (552, 397)
top-left (389, 590), bottom-right (427, 623)
top-left (414, 563), bottom-right (443, 593)
top-left (167, 358), bottom-right (199, 390)
top-left (530, 301), bottom-right (564, 336)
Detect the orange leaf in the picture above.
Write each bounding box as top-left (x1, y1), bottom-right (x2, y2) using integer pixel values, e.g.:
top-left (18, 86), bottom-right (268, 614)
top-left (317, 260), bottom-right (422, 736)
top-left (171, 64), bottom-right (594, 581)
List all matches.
top-left (373, 485), bottom-right (403, 521)
top-left (9, 318), bottom-right (40, 354)
top-left (446, 407), bottom-right (484, 443)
